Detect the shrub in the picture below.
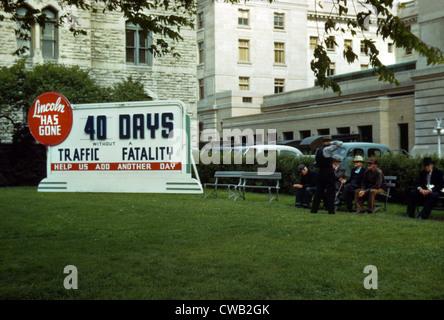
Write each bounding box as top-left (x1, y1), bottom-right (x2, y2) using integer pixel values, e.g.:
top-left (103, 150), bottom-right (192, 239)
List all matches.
top-left (196, 152), bottom-right (444, 204)
top-left (377, 154), bottom-right (444, 203)
top-left (195, 152), bottom-right (315, 195)
top-left (0, 60), bottom-right (151, 186)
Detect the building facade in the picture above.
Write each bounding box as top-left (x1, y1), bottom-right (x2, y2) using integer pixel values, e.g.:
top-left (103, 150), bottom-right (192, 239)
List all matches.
top-left (223, 66), bottom-right (416, 154)
top-left (0, 0), bottom-right (198, 144)
top-left (196, 0), bottom-right (397, 134)
top-left (197, 0), bottom-right (444, 156)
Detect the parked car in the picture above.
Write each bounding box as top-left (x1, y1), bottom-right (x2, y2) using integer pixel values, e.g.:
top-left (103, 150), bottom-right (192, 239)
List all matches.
top-left (194, 144), bottom-right (304, 163)
top-left (331, 142), bottom-right (393, 175)
top-left (239, 144), bottom-right (304, 159)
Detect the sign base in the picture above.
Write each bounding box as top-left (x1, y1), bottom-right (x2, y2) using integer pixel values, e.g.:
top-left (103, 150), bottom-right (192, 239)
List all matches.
top-left (37, 177), bottom-right (203, 193)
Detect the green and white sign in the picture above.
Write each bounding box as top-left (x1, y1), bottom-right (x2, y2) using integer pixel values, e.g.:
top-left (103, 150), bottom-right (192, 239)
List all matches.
top-left (37, 100), bottom-right (202, 193)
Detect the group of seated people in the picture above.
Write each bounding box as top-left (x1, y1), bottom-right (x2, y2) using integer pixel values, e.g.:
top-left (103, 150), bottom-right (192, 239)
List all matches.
top-left (293, 156), bottom-right (444, 219)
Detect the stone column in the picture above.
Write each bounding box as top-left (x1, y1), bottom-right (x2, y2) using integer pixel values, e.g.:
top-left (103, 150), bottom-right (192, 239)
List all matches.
top-left (410, 0), bottom-right (444, 157)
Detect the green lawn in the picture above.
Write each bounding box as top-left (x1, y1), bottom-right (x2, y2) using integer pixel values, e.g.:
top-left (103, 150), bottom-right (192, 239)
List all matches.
top-left (0, 187), bottom-right (443, 300)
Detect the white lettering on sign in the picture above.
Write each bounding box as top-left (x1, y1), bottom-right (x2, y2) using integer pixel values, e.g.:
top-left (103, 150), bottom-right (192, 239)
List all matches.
top-left (33, 97), bottom-right (66, 118)
top-left (39, 125), bottom-right (61, 136)
top-left (50, 162), bottom-right (181, 171)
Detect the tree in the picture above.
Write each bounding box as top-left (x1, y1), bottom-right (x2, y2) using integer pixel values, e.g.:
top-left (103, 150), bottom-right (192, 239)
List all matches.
top-left (2, 0), bottom-right (444, 94)
top-left (107, 77), bottom-right (152, 103)
top-left (307, 0), bottom-right (444, 94)
top-left (0, 59), bottom-right (150, 142)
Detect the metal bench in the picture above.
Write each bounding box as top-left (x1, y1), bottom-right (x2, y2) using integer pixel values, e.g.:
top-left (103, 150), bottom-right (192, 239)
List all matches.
top-left (204, 171), bottom-right (244, 199)
top-left (373, 175), bottom-right (397, 213)
top-left (416, 189), bottom-right (444, 215)
top-left (235, 172), bottom-right (282, 202)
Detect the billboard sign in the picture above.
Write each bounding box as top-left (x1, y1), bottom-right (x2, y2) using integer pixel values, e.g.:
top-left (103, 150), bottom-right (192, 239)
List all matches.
top-left (33, 98), bottom-right (202, 193)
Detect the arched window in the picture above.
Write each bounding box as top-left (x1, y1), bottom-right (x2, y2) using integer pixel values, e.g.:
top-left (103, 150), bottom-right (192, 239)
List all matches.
top-left (125, 21), bottom-right (152, 65)
top-left (16, 6), bottom-right (33, 56)
top-left (41, 7), bottom-right (58, 59)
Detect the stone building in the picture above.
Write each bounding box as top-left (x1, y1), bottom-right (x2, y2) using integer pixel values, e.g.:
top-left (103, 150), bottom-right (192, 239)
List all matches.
top-left (196, 0), bottom-right (396, 134)
top-left (198, 0), bottom-right (444, 156)
top-left (0, 0), bottom-right (198, 144)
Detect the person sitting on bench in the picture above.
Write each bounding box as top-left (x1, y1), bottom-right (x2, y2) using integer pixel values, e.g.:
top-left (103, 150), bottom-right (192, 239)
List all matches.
top-left (293, 164), bottom-right (317, 208)
top-left (336, 155), bottom-right (366, 212)
top-left (406, 157), bottom-right (444, 220)
top-left (354, 158), bottom-right (387, 213)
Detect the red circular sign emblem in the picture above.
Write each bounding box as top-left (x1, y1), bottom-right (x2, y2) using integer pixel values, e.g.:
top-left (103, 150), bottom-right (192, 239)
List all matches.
top-left (28, 92), bottom-right (73, 146)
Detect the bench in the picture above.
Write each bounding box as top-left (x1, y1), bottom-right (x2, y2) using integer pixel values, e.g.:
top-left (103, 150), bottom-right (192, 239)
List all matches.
top-left (416, 189), bottom-right (444, 215)
top-left (373, 175), bottom-right (397, 213)
top-left (235, 172), bottom-right (282, 202)
top-left (204, 171), bottom-right (244, 199)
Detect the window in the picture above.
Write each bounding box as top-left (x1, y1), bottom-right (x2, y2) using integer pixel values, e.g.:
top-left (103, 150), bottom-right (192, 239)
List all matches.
top-left (238, 9), bottom-right (249, 26)
top-left (41, 8), bottom-right (58, 59)
top-left (347, 148), bottom-right (364, 158)
top-left (326, 36), bottom-right (335, 51)
top-left (398, 123), bottom-right (409, 152)
top-left (198, 79), bottom-right (204, 100)
top-left (360, 40), bottom-right (366, 54)
top-left (334, 147), bottom-right (346, 157)
top-left (283, 131), bottom-right (293, 140)
top-left (254, 133), bottom-right (263, 144)
top-left (300, 130), bottom-right (311, 139)
top-left (368, 149), bottom-right (382, 157)
top-left (198, 41), bottom-right (204, 64)
top-left (198, 12), bottom-right (204, 29)
top-left (327, 63), bottom-right (335, 76)
top-left (360, 64), bottom-right (368, 70)
top-left (309, 36), bottom-right (318, 50)
top-left (274, 13), bottom-right (284, 30)
top-left (318, 128), bottom-right (330, 135)
top-left (358, 125), bottom-right (373, 142)
top-left (242, 97), bottom-right (252, 103)
top-left (238, 39), bottom-right (250, 62)
top-left (274, 78), bottom-right (285, 93)
top-left (239, 77), bottom-right (249, 90)
top-left (16, 6), bottom-right (33, 56)
top-left (274, 42), bottom-right (285, 63)
top-left (344, 39), bottom-right (352, 50)
top-left (126, 21), bottom-right (152, 65)
top-left (388, 42), bottom-right (393, 53)
top-left (337, 127), bottom-right (350, 135)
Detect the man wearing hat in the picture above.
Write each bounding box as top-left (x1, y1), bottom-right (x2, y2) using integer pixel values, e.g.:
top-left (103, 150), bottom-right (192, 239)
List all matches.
top-left (332, 155), bottom-right (346, 192)
top-left (293, 164), bottom-right (317, 208)
top-left (354, 158), bottom-right (387, 213)
top-left (336, 155), bottom-right (367, 212)
top-left (406, 157), bottom-right (443, 219)
top-left (311, 135), bottom-right (343, 214)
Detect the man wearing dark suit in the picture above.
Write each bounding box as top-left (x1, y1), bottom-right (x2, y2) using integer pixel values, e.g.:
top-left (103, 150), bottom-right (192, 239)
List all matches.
top-left (311, 136), bottom-right (343, 215)
top-left (293, 164), bottom-right (317, 208)
top-left (337, 155), bottom-right (367, 212)
top-left (406, 157), bottom-right (444, 219)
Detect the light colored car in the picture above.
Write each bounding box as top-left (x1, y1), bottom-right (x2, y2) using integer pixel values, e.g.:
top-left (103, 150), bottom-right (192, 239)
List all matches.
top-left (332, 142), bottom-right (393, 175)
top-left (194, 144), bottom-right (304, 164)
top-left (239, 144), bottom-right (303, 158)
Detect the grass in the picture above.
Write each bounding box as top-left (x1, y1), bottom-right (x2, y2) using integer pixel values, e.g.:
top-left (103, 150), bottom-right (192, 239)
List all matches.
top-left (0, 186), bottom-right (443, 300)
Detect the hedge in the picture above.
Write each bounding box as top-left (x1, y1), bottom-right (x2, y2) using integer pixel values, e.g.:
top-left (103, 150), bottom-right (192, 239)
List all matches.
top-left (196, 152), bottom-right (444, 204)
top-left (2, 146), bottom-right (443, 206)
top-left (0, 142), bottom-right (46, 187)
